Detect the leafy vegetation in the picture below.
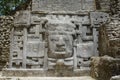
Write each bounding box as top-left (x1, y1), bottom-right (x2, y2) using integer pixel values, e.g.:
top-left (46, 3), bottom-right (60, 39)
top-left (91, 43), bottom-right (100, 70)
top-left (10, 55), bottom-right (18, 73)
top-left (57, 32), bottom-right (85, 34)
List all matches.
top-left (0, 0), bottom-right (27, 15)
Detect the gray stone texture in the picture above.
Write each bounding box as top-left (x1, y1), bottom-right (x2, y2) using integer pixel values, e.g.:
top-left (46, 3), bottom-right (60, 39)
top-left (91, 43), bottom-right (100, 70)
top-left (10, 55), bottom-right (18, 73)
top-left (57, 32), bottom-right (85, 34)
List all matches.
top-left (14, 11), bottom-right (30, 26)
top-left (32, 0), bottom-right (95, 12)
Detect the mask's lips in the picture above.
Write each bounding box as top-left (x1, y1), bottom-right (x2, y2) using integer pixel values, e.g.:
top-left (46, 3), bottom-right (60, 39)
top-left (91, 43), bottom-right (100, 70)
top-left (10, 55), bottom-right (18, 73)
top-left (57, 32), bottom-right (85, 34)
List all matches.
top-left (54, 52), bottom-right (66, 54)
top-left (55, 48), bottom-right (66, 52)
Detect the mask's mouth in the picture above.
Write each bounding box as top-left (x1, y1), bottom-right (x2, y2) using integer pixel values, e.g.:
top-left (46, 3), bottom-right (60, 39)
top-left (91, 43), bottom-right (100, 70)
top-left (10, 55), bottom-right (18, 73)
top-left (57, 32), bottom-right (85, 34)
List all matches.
top-left (49, 50), bottom-right (72, 58)
top-left (55, 48), bottom-right (66, 52)
top-left (54, 52), bottom-right (66, 55)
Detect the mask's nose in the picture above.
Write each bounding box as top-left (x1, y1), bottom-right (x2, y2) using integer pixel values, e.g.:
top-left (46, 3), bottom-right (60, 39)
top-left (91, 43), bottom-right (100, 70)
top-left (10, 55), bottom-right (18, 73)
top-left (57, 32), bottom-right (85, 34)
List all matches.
top-left (56, 37), bottom-right (65, 48)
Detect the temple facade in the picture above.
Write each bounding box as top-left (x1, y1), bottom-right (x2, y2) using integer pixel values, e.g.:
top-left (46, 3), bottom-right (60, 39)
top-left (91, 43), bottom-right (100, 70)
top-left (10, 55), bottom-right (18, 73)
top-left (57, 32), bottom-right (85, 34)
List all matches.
top-left (9, 0), bottom-right (109, 72)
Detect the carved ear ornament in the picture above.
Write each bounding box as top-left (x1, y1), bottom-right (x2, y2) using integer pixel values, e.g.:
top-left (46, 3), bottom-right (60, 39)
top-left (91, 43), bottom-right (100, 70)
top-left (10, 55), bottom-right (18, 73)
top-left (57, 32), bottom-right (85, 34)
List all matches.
top-left (40, 19), bottom-right (48, 24)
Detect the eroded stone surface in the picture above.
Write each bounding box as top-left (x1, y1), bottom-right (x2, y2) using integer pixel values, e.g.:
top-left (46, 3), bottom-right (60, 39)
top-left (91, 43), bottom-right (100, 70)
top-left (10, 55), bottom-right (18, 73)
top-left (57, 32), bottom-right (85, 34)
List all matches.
top-left (5, 1), bottom-right (110, 77)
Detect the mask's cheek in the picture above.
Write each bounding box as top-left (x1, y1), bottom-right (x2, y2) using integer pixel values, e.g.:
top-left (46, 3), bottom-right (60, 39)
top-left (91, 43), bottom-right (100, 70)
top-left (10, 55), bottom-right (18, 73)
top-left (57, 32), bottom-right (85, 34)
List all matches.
top-left (49, 41), bottom-right (56, 52)
top-left (65, 42), bottom-right (73, 53)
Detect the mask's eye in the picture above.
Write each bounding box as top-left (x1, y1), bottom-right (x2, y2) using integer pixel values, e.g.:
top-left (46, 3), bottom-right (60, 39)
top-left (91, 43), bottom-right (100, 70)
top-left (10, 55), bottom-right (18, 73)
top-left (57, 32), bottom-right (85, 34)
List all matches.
top-left (51, 38), bottom-right (59, 41)
top-left (64, 38), bottom-right (69, 41)
top-left (51, 39), bottom-right (54, 41)
top-left (55, 38), bottom-right (59, 41)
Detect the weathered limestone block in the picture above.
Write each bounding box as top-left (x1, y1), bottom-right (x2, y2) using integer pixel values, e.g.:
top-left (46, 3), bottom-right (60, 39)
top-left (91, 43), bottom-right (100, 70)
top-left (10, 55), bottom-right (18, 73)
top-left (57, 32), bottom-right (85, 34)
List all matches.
top-left (90, 56), bottom-right (120, 80)
top-left (14, 11), bottom-right (30, 26)
top-left (90, 12), bottom-right (109, 27)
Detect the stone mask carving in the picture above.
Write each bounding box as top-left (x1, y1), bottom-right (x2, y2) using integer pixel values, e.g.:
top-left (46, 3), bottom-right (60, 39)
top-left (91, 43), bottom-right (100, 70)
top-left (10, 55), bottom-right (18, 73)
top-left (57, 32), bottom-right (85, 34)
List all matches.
top-left (46, 21), bottom-right (76, 59)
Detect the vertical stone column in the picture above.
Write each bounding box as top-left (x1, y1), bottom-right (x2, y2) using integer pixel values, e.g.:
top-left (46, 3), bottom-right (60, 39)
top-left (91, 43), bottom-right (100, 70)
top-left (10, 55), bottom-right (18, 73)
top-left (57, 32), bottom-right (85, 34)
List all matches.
top-left (93, 28), bottom-right (99, 56)
top-left (9, 28), bottom-right (14, 68)
top-left (23, 27), bottom-right (27, 68)
top-left (35, 25), bottom-right (40, 36)
top-left (44, 47), bottom-right (48, 70)
top-left (73, 47), bottom-right (77, 70)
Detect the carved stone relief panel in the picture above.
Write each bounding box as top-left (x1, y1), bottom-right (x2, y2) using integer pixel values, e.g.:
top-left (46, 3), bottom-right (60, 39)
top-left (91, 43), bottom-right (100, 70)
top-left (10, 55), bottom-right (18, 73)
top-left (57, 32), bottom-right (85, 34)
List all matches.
top-left (14, 11), bottom-right (30, 26)
top-left (26, 42), bottom-right (45, 68)
top-left (45, 16), bottom-right (76, 69)
top-left (10, 27), bottom-right (24, 68)
top-left (10, 10), bottom-right (109, 71)
top-left (90, 12), bottom-right (109, 27)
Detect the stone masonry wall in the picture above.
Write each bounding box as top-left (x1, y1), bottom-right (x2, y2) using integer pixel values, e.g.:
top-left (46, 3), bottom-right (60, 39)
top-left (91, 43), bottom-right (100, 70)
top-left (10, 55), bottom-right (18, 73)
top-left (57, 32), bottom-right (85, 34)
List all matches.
top-left (90, 56), bottom-right (119, 80)
top-left (0, 16), bottom-right (13, 70)
top-left (106, 20), bottom-right (120, 57)
top-left (98, 0), bottom-right (120, 57)
top-left (95, 0), bottom-right (110, 11)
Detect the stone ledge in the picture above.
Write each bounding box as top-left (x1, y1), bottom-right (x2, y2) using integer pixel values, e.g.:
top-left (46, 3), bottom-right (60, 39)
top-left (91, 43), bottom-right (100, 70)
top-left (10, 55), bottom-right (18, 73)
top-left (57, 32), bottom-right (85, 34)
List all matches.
top-left (2, 69), bottom-right (90, 77)
top-left (0, 76), bottom-right (95, 80)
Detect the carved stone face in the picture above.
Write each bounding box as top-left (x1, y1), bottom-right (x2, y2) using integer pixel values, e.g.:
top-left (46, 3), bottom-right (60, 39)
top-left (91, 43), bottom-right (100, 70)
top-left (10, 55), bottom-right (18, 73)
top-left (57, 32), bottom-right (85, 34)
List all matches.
top-left (47, 22), bottom-right (75, 58)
